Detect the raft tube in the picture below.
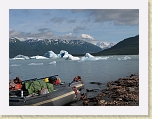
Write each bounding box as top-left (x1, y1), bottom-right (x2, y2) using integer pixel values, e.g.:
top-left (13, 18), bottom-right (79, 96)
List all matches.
top-left (9, 82), bottom-right (84, 106)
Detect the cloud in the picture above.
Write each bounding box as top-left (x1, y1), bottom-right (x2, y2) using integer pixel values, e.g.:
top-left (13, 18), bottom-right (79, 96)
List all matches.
top-left (50, 17), bottom-right (65, 24)
top-left (9, 29), bottom-right (93, 41)
top-left (59, 33), bottom-right (78, 40)
top-left (9, 29), bottom-right (56, 40)
top-left (66, 19), bottom-right (77, 23)
top-left (38, 28), bottom-right (50, 33)
top-left (71, 9), bottom-right (139, 25)
top-left (73, 26), bottom-right (87, 33)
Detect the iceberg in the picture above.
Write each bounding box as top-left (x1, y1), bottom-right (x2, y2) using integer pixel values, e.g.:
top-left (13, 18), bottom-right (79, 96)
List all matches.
top-left (80, 53), bottom-right (97, 61)
top-left (30, 55), bottom-right (49, 59)
top-left (65, 54), bottom-right (80, 60)
top-left (11, 55), bottom-right (29, 60)
top-left (58, 50), bottom-right (80, 60)
top-left (58, 50), bottom-right (69, 58)
top-left (44, 51), bottom-right (58, 59)
top-left (80, 53), bottom-right (109, 61)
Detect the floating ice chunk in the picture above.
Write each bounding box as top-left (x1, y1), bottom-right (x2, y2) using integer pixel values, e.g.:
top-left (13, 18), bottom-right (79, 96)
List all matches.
top-left (30, 55), bottom-right (49, 59)
top-left (65, 54), bottom-right (80, 60)
top-left (117, 56), bottom-right (131, 60)
top-left (11, 55), bottom-right (29, 60)
top-left (10, 64), bottom-right (21, 66)
top-left (44, 51), bottom-right (58, 59)
top-left (97, 56), bottom-right (109, 60)
top-left (49, 61), bottom-right (56, 64)
top-left (117, 58), bottom-right (122, 60)
top-left (124, 56), bottom-right (131, 60)
top-left (28, 63), bottom-right (43, 65)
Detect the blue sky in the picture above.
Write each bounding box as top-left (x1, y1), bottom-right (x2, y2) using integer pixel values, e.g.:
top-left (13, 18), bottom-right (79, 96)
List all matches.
top-left (9, 9), bottom-right (139, 43)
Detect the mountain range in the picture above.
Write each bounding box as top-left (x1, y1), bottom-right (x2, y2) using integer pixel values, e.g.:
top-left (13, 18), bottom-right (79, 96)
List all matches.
top-left (9, 35), bottom-right (139, 58)
top-left (9, 38), bottom-right (103, 58)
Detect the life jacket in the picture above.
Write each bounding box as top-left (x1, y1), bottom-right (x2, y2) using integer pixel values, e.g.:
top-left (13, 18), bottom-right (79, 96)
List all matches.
top-left (10, 83), bottom-right (22, 90)
top-left (14, 84), bottom-right (22, 90)
top-left (9, 77), bottom-right (22, 90)
top-left (54, 78), bottom-right (61, 85)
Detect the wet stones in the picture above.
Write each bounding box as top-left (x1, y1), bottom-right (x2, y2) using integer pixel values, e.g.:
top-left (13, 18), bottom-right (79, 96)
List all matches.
top-left (82, 75), bottom-right (139, 106)
top-left (90, 82), bottom-right (102, 85)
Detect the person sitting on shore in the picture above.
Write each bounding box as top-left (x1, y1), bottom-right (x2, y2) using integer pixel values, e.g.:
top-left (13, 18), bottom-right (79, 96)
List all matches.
top-left (69, 75), bottom-right (83, 86)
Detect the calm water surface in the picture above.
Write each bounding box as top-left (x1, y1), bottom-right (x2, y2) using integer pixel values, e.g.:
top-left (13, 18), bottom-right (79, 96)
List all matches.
top-left (9, 55), bottom-right (139, 90)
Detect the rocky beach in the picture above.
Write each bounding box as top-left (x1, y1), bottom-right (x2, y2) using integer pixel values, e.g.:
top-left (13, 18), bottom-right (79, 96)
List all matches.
top-left (70, 74), bottom-right (139, 106)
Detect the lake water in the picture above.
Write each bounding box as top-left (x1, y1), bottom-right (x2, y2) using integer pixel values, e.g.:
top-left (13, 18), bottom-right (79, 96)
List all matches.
top-left (9, 55), bottom-right (139, 90)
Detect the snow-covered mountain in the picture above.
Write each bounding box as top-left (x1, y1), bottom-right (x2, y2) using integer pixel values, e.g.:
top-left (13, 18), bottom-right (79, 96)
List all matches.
top-left (78, 34), bottom-right (116, 49)
top-left (9, 37), bottom-right (102, 58)
top-left (10, 34), bottom-right (116, 50)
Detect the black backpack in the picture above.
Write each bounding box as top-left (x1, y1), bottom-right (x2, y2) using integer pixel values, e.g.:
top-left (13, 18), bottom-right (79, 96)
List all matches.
top-left (48, 76), bottom-right (57, 84)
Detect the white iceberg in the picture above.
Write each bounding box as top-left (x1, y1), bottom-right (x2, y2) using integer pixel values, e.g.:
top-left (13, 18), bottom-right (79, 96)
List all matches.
top-left (80, 53), bottom-right (97, 61)
top-left (58, 50), bottom-right (69, 58)
top-left (11, 55), bottom-right (29, 60)
top-left (30, 55), bottom-right (49, 59)
top-left (44, 51), bottom-right (58, 59)
top-left (80, 53), bottom-right (109, 61)
top-left (65, 54), bottom-right (80, 60)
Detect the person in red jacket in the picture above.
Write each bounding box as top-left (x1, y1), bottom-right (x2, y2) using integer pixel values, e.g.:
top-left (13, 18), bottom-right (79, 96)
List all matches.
top-left (54, 78), bottom-right (61, 85)
top-left (69, 76), bottom-right (83, 86)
